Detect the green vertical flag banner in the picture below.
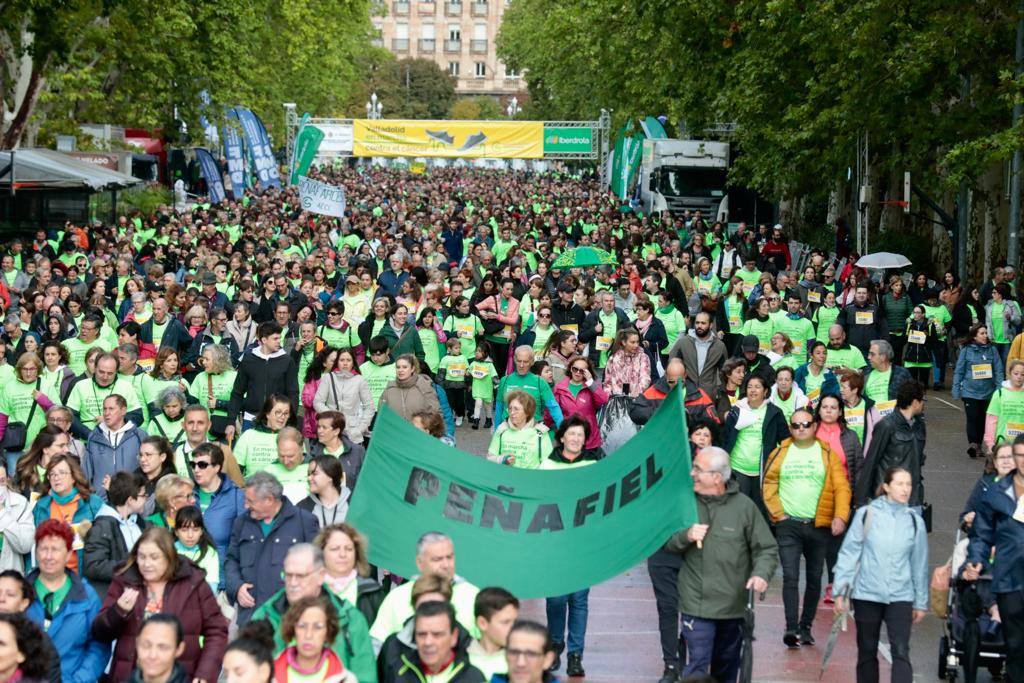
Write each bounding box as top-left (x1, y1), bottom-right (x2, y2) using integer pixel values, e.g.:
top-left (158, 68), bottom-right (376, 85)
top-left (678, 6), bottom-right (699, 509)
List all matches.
top-left (347, 385), bottom-right (696, 599)
top-left (290, 124), bottom-right (325, 185)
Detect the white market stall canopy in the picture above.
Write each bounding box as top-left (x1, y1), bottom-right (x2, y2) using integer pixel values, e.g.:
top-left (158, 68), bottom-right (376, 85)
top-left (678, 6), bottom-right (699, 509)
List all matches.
top-left (0, 148), bottom-right (144, 191)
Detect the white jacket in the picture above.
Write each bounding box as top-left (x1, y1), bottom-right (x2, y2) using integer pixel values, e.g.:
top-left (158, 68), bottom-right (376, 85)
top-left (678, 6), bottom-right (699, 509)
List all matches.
top-left (0, 489), bottom-right (35, 572)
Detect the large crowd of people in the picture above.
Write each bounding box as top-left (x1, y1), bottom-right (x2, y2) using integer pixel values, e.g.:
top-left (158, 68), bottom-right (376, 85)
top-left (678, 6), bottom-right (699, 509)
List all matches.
top-left (0, 164), bottom-right (1022, 682)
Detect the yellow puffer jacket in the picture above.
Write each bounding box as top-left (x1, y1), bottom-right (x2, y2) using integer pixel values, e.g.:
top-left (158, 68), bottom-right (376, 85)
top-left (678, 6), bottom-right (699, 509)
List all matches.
top-left (762, 437), bottom-right (852, 527)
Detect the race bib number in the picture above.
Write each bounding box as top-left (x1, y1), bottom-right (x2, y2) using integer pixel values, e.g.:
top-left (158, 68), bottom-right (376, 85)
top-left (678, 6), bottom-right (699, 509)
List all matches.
top-left (846, 409), bottom-right (865, 428)
top-left (876, 399), bottom-right (897, 417)
top-left (1006, 422), bottom-right (1024, 438)
top-left (697, 281), bottom-right (712, 294)
top-left (971, 364), bottom-right (993, 380)
top-left (908, 330), bottom-right (926, 344)
top-left (1014, 496), bottom-right (1024, 524)
top-left (595, 337), bottom-right (613, 351)
top-left (792, 340), bottom-right (804, 355)
top-left (855, 312), bottom-right (873, 325)
top-left (560, 324), bottom-right (578, 335)
top-left (742, 282), bottom-right (755, 295)
top-left (501, 325), bottom-right (514, 339)
top-left (456, 322), bottom-right (474, 339)
top-left (807, 388), bottom-right (821, 405)
top-left (138, 358), bottom-right (156, 372)
top-left (447, 362), bottom-right (466, 379)
top-left (728, 314), bottom-right (741, 327)
top-left (807, 291), bottom-right (821, 303)
top-left (471, 368), bottom-right (487, 379)
top-left (759, 340), bottom-right (770, 352)
top-left (71, 524), bottom-right (85, 551)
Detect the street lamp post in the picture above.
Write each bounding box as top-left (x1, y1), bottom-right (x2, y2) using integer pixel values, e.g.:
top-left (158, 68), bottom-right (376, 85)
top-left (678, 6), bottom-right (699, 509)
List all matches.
top-left (506, 96), bottom-right (520, 118)
top-left (366, 92), bottom-right (383, 120)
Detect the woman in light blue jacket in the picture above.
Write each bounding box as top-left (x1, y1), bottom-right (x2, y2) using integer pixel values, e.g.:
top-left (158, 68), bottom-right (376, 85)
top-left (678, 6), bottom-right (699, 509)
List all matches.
top-left (952, 323), bottom-right (1004, 459)
top-left (833, 467), bottom-right (928, 683)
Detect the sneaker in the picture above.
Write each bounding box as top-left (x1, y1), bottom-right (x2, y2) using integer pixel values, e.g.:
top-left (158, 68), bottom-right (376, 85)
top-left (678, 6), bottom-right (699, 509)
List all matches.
top-left (799, 629), bottom-right (816, 646)
top-left (657, 666), bottom-right (680, 683)
top-left (968, 443), bottom-right (979, 458)
top-left (823, 584), bottom-right (834, 604)
top-left (933, 382), bottom-right (943, 391)
top-left (455, 416), bottom-right (463, 427)
top-left (470, 418), bottom-right (480, 431)
top-left (549, 642), bottom-right (564, 672)
top-left (484, 417), bottom-right (493, 429)
top-left (566, 652), bottom-right (585, 677)
top-left (783, 631), bottom-right (800, 649)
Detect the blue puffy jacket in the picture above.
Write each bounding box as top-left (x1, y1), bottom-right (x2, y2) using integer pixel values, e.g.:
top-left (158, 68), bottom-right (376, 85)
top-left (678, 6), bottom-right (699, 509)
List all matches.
top-left (793, 363), bottom-right (840, 399)
top-left (832, 496), bottom-right (929, 611)
top-left (199, 475), bottom-right (245, 589)
top-left (33, 492), bottom-right (105, 567)
top-left (25, 569), bottom-right (110, 683)
top-left (952, 342), bottom-right (1003, 401)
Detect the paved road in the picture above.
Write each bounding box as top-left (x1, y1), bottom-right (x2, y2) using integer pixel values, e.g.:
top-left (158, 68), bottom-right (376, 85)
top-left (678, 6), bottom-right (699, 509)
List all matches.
top-left (449, 388), bottom-right (984, 682)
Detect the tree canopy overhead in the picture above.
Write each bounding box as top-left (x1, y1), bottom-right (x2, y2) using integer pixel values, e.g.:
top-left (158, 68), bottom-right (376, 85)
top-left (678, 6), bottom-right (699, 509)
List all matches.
top-left (498, 0), bottom-right (1019, 202)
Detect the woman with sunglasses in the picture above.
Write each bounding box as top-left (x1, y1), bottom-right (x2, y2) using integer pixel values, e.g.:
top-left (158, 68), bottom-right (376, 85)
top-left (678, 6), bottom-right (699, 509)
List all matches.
top-left (519, 305), bottom-right (557, 355)
top-left (318, 302), bottom-right (359, 353)
top-left (553, 357), bottom-right (609, 452)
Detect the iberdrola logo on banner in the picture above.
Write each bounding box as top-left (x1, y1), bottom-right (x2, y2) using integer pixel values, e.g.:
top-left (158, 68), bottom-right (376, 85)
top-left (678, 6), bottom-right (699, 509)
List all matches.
top-left (353, 120), bottom-right (543, 159)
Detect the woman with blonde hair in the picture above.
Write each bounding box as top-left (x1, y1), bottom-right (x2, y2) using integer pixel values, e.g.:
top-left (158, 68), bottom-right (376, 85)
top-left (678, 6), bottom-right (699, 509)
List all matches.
top-left (313, 522), bottom-right (385, 625)
top-left (144, 474), bottom-right (195, 529)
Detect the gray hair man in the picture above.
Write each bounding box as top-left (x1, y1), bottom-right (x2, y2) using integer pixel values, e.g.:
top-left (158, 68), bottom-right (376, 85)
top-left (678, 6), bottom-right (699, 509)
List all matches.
top-left (494, 346), bottom-right (564, 428)
top-left (864, 339), bottom-right (911, 409)
top-left (664, 446), bottom-right (777, 681)
top-left (369, 531), bottom-right (481, 647)
top-left (225, 471), bottom-right (319, 624)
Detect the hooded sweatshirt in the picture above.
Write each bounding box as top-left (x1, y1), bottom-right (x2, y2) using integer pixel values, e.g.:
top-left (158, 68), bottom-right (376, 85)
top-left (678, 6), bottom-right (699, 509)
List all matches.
top-left (298, 488), bottom-right (351, 529)
top-left (228, 346), bottom-right (298, 423)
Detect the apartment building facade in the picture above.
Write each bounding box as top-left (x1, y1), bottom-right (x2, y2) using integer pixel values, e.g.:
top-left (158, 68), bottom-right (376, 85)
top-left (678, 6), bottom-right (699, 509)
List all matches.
top-left (372, 0), bottom-right (525, 97)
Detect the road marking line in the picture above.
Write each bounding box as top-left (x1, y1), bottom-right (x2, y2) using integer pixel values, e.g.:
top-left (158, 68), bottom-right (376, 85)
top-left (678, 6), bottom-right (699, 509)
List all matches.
top-left (932, 395), bottom-right (963, 411)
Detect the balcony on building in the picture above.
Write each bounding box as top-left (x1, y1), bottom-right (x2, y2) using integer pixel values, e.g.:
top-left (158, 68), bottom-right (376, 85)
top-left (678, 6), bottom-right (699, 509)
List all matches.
top-left (418, 1), bottom-right (436, 14)
top-left (471, 2), bottom-right (488, 16)
top-left (445, 1), bottom-right (462, 15)
top-left (470, 39), bottom-right (487, 53)
top-left (445, 38), bottom-right (462, 52)
top-left (418, 38), bottom-right (436, 52)
top-left (393, 1), bottom-right (410, 15)
top-left (392, 38), bottom-right (410, 52)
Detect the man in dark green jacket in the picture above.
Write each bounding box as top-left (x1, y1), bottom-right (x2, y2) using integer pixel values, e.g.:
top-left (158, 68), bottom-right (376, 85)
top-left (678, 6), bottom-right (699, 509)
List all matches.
top-left (251, 543), bottom-right (377, 682)
top-left (665, 445), bottom-right (777, 683)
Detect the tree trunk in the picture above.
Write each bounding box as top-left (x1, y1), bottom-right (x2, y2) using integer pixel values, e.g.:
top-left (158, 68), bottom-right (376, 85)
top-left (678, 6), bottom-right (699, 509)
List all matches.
top-left (1, 55), bottom-right (48, 149)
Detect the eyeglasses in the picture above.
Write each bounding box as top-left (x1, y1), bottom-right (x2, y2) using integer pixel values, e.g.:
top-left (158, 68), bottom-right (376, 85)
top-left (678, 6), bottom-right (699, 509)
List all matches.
top-left (47, 469), bottom-right (71, 480)
top-left (507, 649), bottom-right (545, 662)
top-left (537, 313), bottom-right (551, 318)
top-left (190, 460), bottom-right (212, 470)
top-left (328, 311), bottom-right (342, 316)
top-left (790, 421), bottom-right (814, 430)
top-left (570, 366), bottom-right (586, 374)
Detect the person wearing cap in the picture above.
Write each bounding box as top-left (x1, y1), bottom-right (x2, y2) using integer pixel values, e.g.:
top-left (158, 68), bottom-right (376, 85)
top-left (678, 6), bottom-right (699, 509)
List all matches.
top-left (736, 334), bottom-right (776, 385)
top-left (550, 282), bottom-right (585, 335)
top-left (199, 271), bottom-right (232, 313)
top-left (773, 292), bottom-right (816, 365)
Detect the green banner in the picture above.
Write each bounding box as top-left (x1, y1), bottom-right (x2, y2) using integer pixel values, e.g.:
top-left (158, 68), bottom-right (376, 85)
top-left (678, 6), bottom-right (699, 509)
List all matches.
top-left (347, 386), bottom-right (696, 599)
top-left (543, 127), bottom-right (594, 154)
top-left (290, 122), bottom-right (325, 185)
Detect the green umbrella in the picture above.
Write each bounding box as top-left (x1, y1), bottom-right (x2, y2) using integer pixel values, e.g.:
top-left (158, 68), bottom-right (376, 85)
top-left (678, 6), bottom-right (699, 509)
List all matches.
top-left (551, 246), bottom-right (617, 269)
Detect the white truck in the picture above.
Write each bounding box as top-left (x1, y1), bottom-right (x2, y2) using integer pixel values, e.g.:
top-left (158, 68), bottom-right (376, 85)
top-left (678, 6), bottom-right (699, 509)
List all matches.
top-left (639, 138), bottom-right (730, 221)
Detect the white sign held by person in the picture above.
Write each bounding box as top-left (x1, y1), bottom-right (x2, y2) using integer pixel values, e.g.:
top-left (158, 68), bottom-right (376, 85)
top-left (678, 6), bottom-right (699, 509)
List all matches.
top-left (298, 176), bottom-right (346, 217)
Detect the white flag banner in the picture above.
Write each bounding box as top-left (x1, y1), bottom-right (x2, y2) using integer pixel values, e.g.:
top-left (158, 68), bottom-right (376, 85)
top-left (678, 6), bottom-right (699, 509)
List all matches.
top-left (298, 176), bottom-right (346, 217)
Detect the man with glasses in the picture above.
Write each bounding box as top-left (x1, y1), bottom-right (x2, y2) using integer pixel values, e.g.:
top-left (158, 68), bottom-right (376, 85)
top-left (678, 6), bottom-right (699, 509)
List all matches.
top-left (762, 408), bottom-right (851, 648)
top-left (863, 339), bottom-right (912, 417)
top-left (225, 472), bottom-right (318, 625)
top-left (665, 446), bottom-right (776, 683)
top-left (81, 394), bottom-right (147, 498)
top-left (501, 621), bottom-right (557, 683)
top-left (855, 379), bottom-right (928, 508)
top-left (494, 346), bottom-right (563, 429)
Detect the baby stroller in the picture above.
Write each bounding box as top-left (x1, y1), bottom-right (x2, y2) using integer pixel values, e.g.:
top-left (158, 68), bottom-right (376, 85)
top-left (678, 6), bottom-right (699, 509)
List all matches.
top-left (938, 530), bottom-right (1007, 682)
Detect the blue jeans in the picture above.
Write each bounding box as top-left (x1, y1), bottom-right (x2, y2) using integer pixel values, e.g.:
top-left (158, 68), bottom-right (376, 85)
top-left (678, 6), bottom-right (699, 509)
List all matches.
top-left (681, 614), bottom-right (744, 682)
top-left (4, 450), bottom-right (23, 477)
top-left (546, 589), bottom-right (590, 654)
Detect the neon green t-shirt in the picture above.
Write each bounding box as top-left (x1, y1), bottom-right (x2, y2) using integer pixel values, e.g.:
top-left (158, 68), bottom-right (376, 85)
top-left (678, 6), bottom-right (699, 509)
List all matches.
top-left (779, 442), bottom-right (825, 519)
top-left (730, 403), bottom-right (766, 476)
top-left (987, 387), bottom-right (1024, 444)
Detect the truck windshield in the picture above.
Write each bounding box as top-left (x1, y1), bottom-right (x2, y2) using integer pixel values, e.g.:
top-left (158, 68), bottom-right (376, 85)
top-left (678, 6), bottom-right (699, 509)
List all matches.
top-left (658, 167), bottom-right (727, 198)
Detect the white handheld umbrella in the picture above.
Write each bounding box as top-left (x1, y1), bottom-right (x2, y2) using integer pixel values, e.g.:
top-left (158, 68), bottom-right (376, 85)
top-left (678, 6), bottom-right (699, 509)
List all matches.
top-left (856, 252), bottom-right (912, 270)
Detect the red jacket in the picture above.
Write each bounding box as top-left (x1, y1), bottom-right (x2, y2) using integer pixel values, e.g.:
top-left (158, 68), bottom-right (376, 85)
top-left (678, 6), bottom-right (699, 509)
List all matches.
top-left (92, 558), bottom-right (228, 683)
top-left (275, 647), bottom-right (346, 682)
top-left (552, 378), bottom-right (609, 449)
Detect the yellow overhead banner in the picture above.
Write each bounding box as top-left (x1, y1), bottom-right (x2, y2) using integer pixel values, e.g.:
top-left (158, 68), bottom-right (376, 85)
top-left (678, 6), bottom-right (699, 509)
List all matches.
top-left (353, 120), bottom-right (544, 159)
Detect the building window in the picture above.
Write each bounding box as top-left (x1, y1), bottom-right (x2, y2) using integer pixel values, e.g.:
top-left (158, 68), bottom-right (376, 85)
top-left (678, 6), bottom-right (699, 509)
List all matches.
top-left (448, 25), bottom-right (461, 40)
top-left (505, 66), bottom-right (519, 78)
top-left (475, 62), bottom-right (486, 77)
top-left (421, 24), bottom-right (435, 39)
top-left (449, 62), bottom-right (460, 76)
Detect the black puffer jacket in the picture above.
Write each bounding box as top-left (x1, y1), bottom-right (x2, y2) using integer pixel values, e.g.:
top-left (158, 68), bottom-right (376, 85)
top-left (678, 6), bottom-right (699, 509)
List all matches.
top-left (855, 410), bottom-right (926, 507)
